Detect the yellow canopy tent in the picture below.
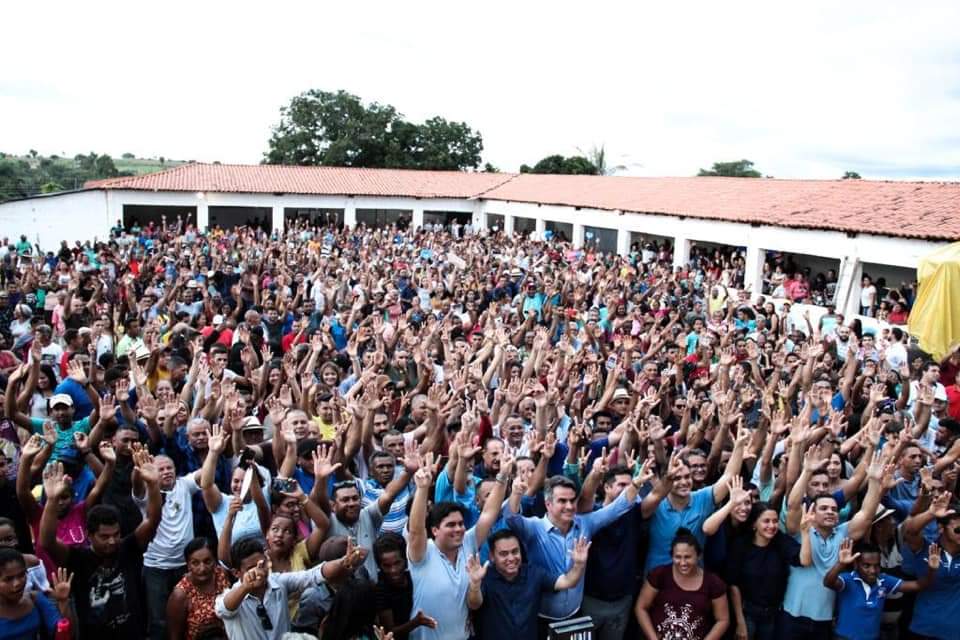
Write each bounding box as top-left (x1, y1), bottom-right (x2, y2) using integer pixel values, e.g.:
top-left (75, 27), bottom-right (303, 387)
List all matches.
top-left (909, 242), bottom-right (960, 361)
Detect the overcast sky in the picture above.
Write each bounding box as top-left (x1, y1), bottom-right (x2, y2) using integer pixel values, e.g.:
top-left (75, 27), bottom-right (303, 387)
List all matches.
top-left (3, 1), bottom-right (959, 179)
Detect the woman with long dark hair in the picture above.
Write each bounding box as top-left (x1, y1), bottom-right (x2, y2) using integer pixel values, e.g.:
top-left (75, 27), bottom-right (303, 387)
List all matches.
top-left (724, 502), bottom-right (800, 640)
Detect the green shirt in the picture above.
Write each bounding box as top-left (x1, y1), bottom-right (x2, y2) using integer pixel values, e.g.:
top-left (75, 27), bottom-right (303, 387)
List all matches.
top-left (30, 416), bottom-right (91, 464)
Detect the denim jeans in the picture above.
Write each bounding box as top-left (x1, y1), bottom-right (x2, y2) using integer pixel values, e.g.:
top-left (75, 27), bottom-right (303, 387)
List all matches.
top-left (143, 565), bottom-right (186, 640)
top-left (742, 601), bottom-right (778, 640)
top-left (580, 594), bottom-right (632, 640)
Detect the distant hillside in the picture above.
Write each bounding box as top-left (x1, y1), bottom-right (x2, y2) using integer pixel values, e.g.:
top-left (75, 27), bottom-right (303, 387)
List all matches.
top-left (0, 152), bottom-right (187, 201)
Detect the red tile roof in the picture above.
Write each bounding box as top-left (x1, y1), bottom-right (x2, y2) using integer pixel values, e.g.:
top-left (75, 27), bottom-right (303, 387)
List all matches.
top-left (86, 163), bottom-right (960, 241)
top-left (87, 163), bottom-right (516, 199)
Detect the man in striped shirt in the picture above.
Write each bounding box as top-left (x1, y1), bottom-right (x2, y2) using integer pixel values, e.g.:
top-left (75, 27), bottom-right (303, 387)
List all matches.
top-left (362, 450), bottom-right (413, 534)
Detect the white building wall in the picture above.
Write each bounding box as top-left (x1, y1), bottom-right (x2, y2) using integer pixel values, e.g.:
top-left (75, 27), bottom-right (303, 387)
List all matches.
top-left (0, 190), bottom-right (111, 250)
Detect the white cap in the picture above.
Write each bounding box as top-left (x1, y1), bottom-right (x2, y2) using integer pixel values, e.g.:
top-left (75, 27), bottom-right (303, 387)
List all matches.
top-left (50, 394), bottom-right (73, 408)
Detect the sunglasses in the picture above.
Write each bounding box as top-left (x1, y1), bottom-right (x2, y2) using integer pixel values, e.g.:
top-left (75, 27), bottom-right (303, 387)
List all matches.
top-left (256, 603), bottom-right (273, 631)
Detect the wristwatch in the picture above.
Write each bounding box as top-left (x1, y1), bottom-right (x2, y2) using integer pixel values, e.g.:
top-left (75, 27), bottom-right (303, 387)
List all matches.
top-left (495, 473), bottom-right (509, 484)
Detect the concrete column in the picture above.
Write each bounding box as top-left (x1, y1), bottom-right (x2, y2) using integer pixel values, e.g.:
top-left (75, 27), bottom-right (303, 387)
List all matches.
top-left (838, 258), bottom-right (863, 319)
top-left (672, 235), bottom-right (690, 270)
top-left (412, 206), bottom-right (425, 229)
top-left (744, 244), bottom-right (765, 299)
top-left (617, 228), bottom-right (631, 257)
top-left (196, 201), bottom-right (209, 232)
top-left (272, 205), bottom-right (284, 235)
top-left (344, 202), bottom-right (357, 228)
top-left (535, 217), bottom-right (546, 241)
top-left (504, 214), bottom-right (515, 236)
top-left (573, 223), bottom-right (585, 249)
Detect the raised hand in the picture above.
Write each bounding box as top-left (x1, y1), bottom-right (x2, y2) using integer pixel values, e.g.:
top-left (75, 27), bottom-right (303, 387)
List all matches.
top-left (50, 567), bottom-right (73, 603)
top-left (466, 553), bottom-right (489, 584)
top-left (98, 440), bottom-right (116, 464)
top-left (800, 501), bottom-right (817, 531)
top-left (207, 423), bottom-right (227, 454)
top-left (100, 393), bottom-right (118, 423)
top-left (570, 536), bottom-right (591, 565)
top-left (66, 358), bottom-right (88, 385)
top-left (727, 475), bottom-right (749, 506)
top-left (312, 443), bottom-right (342, 479)
top-left (928, 543), bottom-right (941, 571)
top-left (838, 538), bottom-right (859, 566)
top-left (41, 421), bottom-right (57, 446)
top-left (22, 434), bottom-right (45, 459)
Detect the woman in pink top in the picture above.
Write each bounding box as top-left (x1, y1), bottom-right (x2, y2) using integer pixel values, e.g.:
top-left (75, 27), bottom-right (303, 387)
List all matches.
top-left (16, 435), bottom-right (115, 572)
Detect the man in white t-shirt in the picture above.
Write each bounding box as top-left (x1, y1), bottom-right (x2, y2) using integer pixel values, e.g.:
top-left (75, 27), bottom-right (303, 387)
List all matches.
top-left (136, 455), bottom-right (201, 640)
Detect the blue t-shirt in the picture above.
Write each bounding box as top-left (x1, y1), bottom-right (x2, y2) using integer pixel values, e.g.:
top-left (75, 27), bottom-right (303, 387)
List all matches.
top-left (903, 537), bottom-right (960, 639)
top-left (834, 571), bottom-right (901, 640)
top-left (646, 486), bottom-right (716, 573)
top-left (0, 591), bottom-right (61, 640)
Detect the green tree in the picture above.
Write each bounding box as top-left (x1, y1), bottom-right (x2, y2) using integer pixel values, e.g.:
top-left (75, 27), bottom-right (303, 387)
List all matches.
top-left (40, 181), bottom-right (64, 193)
top-left (521, 154), bottom-right (599, 175)
top-left (697, 159), bottom-right (763, 177)
top-left (264, 89), bottom-right (483, 170)
top-left (122, 152), bottom-right (136, 159)
top-left (483, 162), bottom-right (500, 173)
top-left (580, 144), bottom-right (626, 176)
top-left (842, 171), bottom-right (861, 179)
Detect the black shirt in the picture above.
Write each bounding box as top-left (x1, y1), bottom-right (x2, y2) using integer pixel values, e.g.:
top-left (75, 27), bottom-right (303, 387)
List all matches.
top-left (68, 534), bottom-right (145, 639)
top-left (100, 456), bottom-right (142, 536)
top-left (723, 532), bottom-right (800, 610)
top-left (374, 573), bottom-right (413, 640)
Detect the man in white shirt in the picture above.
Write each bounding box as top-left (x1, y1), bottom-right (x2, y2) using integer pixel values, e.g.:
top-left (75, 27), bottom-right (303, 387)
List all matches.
top-left (137, 455), bottom-right (201, 640)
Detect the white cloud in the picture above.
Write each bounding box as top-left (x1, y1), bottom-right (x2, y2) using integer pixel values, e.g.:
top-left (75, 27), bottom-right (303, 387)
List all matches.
top-left (2, 0), bottom-right (958, 179)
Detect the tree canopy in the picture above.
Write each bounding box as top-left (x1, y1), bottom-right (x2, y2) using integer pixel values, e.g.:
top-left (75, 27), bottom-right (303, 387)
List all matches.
top-left (842, 171), bottom-right (862, 179)
top-left (0, 152), bottom-right (129, 202)
top-left (697, 159), bottom-right (763, 178)
top-left (519, 154), bottom-right (599, 175)
top-left (264, 90), bottom-right (483, 171)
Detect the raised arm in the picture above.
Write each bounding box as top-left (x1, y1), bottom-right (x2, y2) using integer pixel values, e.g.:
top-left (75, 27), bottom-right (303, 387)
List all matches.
top-left (84, 440), bottom-right (117, 506)
top-left (132, 450), bottom-right (164, 550)
top-left (200, 423), bottom-right (227, 513)
top-left (38, 462), bottom-right (72, 566)
top-left (16, 435), bottom-right (45, 519)
top-left (407, 452), bottom-right (435, 564)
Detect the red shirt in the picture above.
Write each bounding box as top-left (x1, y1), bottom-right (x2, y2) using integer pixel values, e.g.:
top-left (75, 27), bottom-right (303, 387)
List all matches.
top-left (946, 384), bottom-right (960, 421)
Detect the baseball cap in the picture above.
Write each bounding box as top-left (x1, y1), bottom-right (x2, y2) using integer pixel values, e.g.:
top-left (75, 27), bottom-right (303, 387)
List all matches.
top-left (50, 394), bottom-right (73, 408)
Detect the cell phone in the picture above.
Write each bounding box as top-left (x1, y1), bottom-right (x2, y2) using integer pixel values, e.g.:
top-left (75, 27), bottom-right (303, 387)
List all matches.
top-left (272, 477), bottom-right (298, 494)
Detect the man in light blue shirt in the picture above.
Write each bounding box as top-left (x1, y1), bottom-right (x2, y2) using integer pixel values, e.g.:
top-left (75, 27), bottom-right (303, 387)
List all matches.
top-left (780, 452), bottom-right (884, 638)
top-left (642, 430), bottom-right (748, 573)
top-left (503, 469), bottom-right (656, 622)
top-left (407, 453), bottom-right (509, 640)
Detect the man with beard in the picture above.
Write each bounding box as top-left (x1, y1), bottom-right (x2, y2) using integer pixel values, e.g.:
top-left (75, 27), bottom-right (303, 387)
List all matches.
top-left (39, 453), bottom-right (162, 639)
top-left (318, 441), bottom-right (418, 577)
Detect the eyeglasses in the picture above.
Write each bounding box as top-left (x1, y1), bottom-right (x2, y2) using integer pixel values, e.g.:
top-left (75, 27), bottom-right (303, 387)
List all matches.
top-left (256, 603), bottom-right (273, 631)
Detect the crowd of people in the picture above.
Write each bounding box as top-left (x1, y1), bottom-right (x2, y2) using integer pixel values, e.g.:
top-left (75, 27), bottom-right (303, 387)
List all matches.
top-left (0, 213), bottom-right (957, 640)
